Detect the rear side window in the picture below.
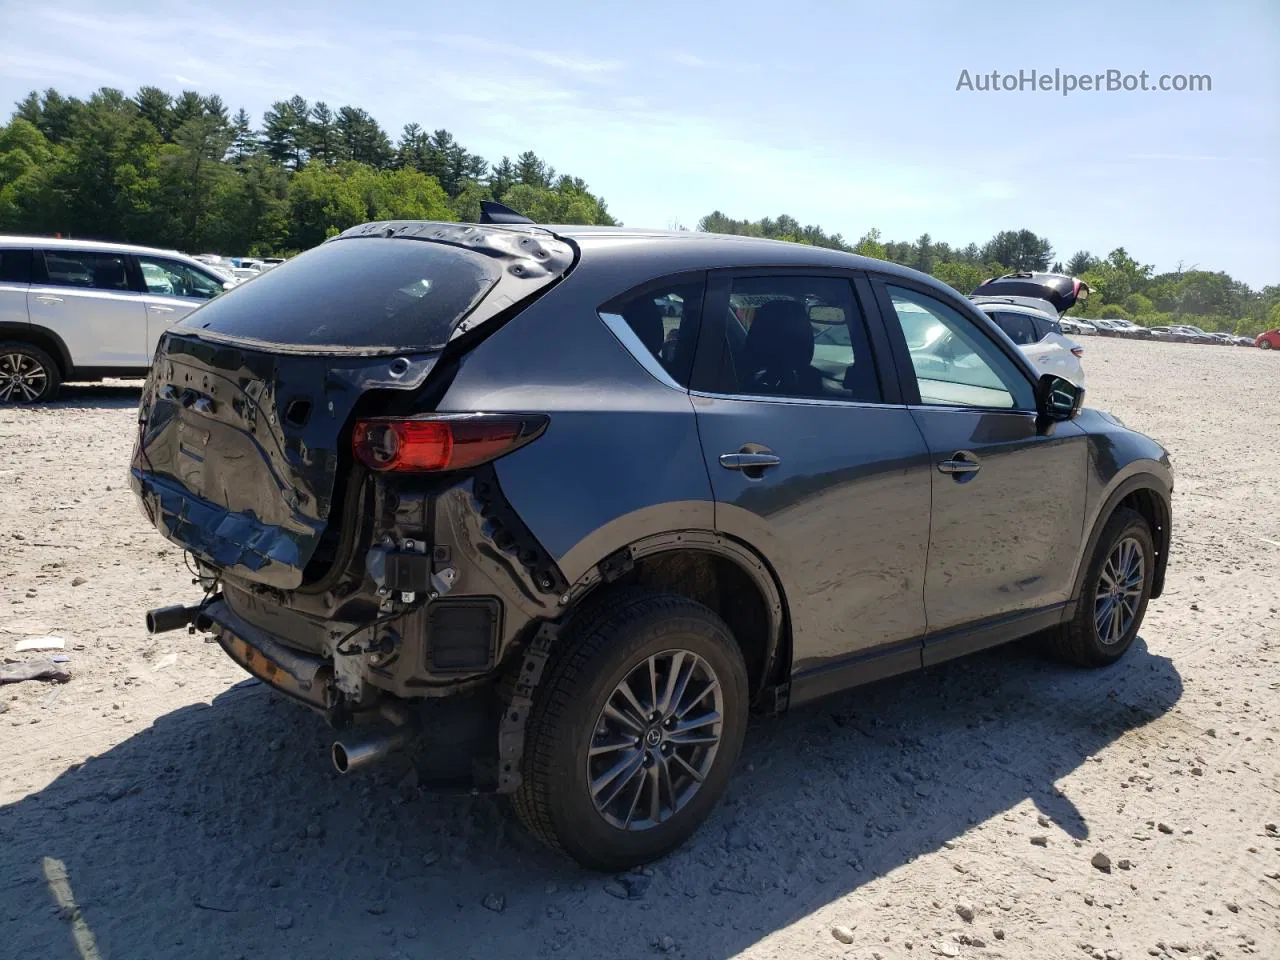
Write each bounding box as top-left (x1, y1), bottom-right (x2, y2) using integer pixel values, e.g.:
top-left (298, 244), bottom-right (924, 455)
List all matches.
top-left (992, 311), bottom-right (1036, 345)
top-left (599, 277), bottom-right (705, 387)
top-left (39, 250), bottom-right (132, 291)
top-left (177, 237), bottom-right (503, 352)
top-left (717, 276), bottom-right (881, 403)
top-left (0, 249), bottom-right (32, 284)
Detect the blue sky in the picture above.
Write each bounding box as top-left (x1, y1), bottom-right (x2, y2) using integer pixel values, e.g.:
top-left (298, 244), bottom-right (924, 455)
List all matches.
top-left (1, 0), bottom-right (1277, 286)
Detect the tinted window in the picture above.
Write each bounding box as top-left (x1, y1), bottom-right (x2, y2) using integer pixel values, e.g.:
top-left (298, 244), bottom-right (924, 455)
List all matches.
top-left (886, 285), bottom-right (1034, 410)
top-left (1032, 315), bottom-right (1060, 339)
top-left (40, 250), bottom-right (131, 291)
top-left (137, 255), bottom-right (224, 301)
top-left (177, 237), bottom-right (501, 351)
top-left (600, 277), bottom-right (704, 386)
top-left (718, 276), bottom-right (880, 402)
top-left (992, 311), bottom-right (1036, 345)
top-left (0, 249), bottom-right (32, 284)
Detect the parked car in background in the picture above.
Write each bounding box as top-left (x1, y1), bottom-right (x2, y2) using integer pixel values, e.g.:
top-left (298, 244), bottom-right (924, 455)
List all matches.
top-left (971, 271), bottom-right (1090, 314)
top-left (975, 301), bottom-right (1085, 385)
top-left (970, 294), bottom-right (1063, 319)
top-left (1059, 317), bottom-right (1097, 336)
top-left (1257, 328), bottom-right (1280, 350)
top-left (1149, 326), bottom-right (1188, 343)
top-left (1169, 325), bottom-right (1215, 344)
top-left (130, 215), bottom-right (1172, 870)
top-left (1097, 319), bottom-right (1153, 339)
top-left (1205, 333), bottom-right (1235, 346)
top-left (0, 236), bottom-right (233, 402)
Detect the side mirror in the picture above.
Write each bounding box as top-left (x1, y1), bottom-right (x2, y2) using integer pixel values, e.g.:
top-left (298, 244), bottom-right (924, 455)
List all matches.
top-left (1037, 374), bottom-right (1083, 421)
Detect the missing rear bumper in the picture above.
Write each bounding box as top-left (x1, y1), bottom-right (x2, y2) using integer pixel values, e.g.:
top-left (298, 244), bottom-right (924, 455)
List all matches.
top-left (203, 598), bottom-right (336, 711)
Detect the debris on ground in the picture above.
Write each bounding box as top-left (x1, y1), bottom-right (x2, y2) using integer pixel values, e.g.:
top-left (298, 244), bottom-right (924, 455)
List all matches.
top-left (0, 657), bottom-right (71, 685)
top-left (13, 636), bottom-right (66, 652)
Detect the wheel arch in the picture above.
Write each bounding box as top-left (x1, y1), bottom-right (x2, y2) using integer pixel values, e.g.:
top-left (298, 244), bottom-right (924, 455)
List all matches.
top-left (1073, 471), bottom-right (1172, 605)
top-left (0, 322), bottom-right (73, 377)
top-left (560, 529), bottom-right (790, 709)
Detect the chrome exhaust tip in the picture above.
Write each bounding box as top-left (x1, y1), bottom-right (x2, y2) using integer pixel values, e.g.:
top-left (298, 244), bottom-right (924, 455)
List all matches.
top-left (332, 727), bottom-right (410, 774)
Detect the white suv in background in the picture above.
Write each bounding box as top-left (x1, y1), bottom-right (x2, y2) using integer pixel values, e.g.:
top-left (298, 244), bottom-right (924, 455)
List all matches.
top-left (0, 237), bottom-right (233, 402)
top-left (974, 301), bottom-right (1086, 386)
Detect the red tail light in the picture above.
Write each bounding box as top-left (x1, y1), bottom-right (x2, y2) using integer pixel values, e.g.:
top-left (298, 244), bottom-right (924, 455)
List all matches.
top-left (352, 415), bottom-right (548, 472)
top-left (1071, 346), bottom-right (1084, 358)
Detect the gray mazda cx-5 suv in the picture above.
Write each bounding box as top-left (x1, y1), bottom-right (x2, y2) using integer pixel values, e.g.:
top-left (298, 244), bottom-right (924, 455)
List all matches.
top-left (131, 209), bottom-right (1173, 870)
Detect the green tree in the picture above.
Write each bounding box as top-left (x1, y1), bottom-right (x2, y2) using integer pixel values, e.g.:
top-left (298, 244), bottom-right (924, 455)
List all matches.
top-left (1066, 250), bottom-right (1098, 276)
top-left (262, 96), bottom-right (310, 170)
top-left (981, 229), bottom-right (1054, 271)
top-left (307, 102), bottom-right (340, 165)
top-left (336, 107), bottom-right (392, 168)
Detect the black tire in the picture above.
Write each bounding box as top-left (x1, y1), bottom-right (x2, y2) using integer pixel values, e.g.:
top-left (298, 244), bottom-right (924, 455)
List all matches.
top-left (513, 589), bottom-right (749, 871)
top-left (0, 341), bottom-right (61, 404)
top-left (1262, 340), bottom-right (1273, 350)
top-left (1050, 507), bottom-right (1154, 667)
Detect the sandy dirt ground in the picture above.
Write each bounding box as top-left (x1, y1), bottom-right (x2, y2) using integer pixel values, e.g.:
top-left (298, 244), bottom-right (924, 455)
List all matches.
top-left (1, 338), bottom-right (1277, 960)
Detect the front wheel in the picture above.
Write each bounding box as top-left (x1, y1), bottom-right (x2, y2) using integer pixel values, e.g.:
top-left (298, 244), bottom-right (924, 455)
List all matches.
top-left (1050, 507), bottom-right (1155, 667)
top-left (0, 342), bottom-right (61, 404)
top-left (1262, 340), bottom-right (1273, 350)
top-left (513, 590), bottom-right (749, 871)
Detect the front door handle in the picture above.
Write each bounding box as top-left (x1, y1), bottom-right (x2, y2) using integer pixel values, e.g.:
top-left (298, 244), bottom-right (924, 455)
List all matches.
top-left (148, 305), bottom-right (175, 313)
top-left (719, 452), bottom-right (781, 471)
top-left (937, 451), bottom-right (981, 478)
top-left (35, 295), bottom-right (64, 303)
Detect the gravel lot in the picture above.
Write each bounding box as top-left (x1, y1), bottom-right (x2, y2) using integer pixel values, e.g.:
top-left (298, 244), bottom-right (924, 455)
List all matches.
top-left (1, 337), bottom-right (1278, 960)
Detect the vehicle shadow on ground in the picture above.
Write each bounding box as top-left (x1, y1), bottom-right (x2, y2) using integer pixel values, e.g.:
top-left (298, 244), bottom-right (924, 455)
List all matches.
top-left (0, 637), bottom-right (1181, 960)
top-left (50, 382), bottom-right (143, 410)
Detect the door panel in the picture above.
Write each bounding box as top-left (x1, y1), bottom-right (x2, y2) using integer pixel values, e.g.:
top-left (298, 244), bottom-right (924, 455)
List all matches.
top-left (135, 255), bottom-right (225, 361)
top-left (690, 270), bottom-right (931, 680)
top-left (872, 277), bottom-right (1088, 647)
top-left (910, 407), bottom-right (1087, 634)
top-left (30, 250), bottom-right (147, 367)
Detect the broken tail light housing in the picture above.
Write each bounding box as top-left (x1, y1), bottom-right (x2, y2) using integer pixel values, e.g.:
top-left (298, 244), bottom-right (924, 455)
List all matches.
top-left (352, 414), bottom-right (549, 472)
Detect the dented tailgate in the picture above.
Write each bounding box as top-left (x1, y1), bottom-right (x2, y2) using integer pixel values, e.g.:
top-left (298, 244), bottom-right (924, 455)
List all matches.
top-left (130, 334), bottom-right (437, 589)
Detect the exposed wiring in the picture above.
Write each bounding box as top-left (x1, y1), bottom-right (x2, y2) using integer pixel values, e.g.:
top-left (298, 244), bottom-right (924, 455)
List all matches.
top-left (334, 611), bottom-right (406, 657)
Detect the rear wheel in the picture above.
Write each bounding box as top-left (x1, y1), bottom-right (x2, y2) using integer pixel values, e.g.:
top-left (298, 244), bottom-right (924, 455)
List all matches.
top-left (513, 590), bottom-right (749, 871)
top-left (0, 342), bottom-right (60, 404)
top-left (1050, 507), bottom-right (1154, 667)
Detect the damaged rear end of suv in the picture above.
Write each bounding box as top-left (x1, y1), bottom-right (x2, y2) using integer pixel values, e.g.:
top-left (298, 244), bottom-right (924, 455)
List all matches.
top-left (132, 221), bottom-right (581, 787)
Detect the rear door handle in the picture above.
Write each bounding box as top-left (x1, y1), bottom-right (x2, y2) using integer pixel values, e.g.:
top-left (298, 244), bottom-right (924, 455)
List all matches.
top-left (719, 452), bottom-right (781, 471)
top-left (937, 451), bottom-right (981, 476)
top-left (35, 295), bottom-right (63, 303)
top-left (148, 305), bottom-right (175, 313)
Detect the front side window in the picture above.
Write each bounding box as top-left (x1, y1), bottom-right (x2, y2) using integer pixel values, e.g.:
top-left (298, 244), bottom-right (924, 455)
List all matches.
top-left (885, 285), bottom-right (1034, 410)
top-left (600, 277), bottom-right (705, 386)
top-left (137, 256), bottom-right (224, 301)
top-left (40, 250), bottom-right (131, 291)
top-left (717, 276), bottom-right (880, 402)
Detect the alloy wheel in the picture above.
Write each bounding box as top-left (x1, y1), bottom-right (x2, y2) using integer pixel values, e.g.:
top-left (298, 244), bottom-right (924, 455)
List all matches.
top-left (586, 649), bottom-right (724, 831)
top-left (0, 353), bottom-right (49, 402)
top-left (1094, 536), bottom-right (1145, 645)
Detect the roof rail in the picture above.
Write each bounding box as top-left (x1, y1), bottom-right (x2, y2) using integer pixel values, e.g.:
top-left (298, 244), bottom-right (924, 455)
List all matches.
top-left (479, 201), bottom-right (535, 225)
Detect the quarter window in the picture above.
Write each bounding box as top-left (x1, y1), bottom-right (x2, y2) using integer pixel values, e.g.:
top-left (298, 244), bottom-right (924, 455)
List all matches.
top-left (886, 285), bottom-right (1034, 410)
top-left (137, 256), bottom-right (224, 300)
top-left (39, 250), bottom-right (132, 291)
top-left (717, 276), bottom-right (880, 402)
top-left (600, 278), bottom-right (705, 386)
